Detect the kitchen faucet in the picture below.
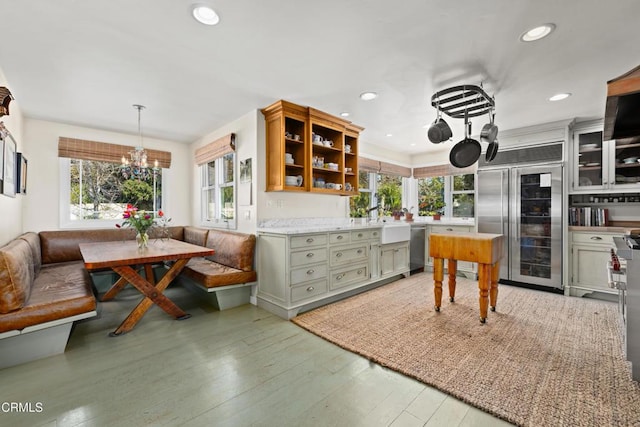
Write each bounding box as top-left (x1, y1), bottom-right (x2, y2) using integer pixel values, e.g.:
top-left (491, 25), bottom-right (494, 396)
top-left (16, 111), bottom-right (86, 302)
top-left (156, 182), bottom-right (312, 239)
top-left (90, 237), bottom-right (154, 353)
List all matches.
top-left (366, 205), bottom-right (379, 222)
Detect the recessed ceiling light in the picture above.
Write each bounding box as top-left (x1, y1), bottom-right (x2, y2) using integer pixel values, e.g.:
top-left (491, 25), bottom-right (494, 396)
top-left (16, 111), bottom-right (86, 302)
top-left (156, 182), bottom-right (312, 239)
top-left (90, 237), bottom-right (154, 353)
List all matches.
top-left (359, 92), bottom-right (378, 101)
top-left (549, 93), bottom-right (571, 101)
top-left (192, 4), bottom-right (220, 26)
top-left (410, 143), bottom-right (416, 146)
top-left (520, 23), bottom-right (555, 42)
top-left (386, 133), bottom-right (393, 137)
top-left (340, 112), bottom-right (350, 117)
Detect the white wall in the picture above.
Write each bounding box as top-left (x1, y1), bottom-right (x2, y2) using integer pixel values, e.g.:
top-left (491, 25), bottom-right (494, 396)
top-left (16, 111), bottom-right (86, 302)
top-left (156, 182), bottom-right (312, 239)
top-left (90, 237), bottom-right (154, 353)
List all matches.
top-left (23, 119), bottom-right (191, 232)
top-left (0, 70), bottom-right (24, 246)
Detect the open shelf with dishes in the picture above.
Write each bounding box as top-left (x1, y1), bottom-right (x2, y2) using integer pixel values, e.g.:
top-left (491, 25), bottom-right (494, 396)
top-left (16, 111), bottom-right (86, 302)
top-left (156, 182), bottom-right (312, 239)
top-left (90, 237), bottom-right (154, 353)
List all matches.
top-left (262, 100), bottom-right (363, 195)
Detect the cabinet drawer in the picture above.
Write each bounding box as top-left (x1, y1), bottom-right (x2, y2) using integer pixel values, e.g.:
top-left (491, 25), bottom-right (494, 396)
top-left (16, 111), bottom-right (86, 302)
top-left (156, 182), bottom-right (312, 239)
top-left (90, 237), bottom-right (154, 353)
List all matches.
top-left (330, 264), bottom-right (368, 290)
top-left (351, 229), bottom-right (375, 242)
top-left (369, 229), bottom-right (381, 242)
top-left (290, 233), bottom-right (327, 249)
top-left (290, 264), bottom-right (328, 286)
top-left (329, 231), bottom-right (351, 244)
top-left (329, 244), bottom-right (368, 266)
top-left (571, 232), bottom-right (618, 246)
top-left (290, 248), bottom-right (328, 267)
top-left (430, 225), bottom-right (472, 233)
top-left (291, 279), bottom-right (328, 303)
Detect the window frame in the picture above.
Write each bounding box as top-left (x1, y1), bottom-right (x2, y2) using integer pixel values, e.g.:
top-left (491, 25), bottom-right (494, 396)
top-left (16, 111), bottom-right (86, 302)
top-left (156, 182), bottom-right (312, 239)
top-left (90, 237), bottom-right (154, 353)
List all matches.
top-left (415, 173), bottom-right (476, 219)
top-left (350, 171), bottom-right (408, 219)
top-left (59, 158), bottom-right (167, 229)
top-left (200, 152), bottom-right (237, 229)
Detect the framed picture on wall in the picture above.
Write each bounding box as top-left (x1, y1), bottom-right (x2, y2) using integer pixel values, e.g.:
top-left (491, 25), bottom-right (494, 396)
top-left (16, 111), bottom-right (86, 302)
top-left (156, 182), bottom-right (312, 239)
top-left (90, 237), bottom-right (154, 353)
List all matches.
top-left (16, 152), bottom-right (27, 194)
top-left (2, 133), bottom-right (16, 197)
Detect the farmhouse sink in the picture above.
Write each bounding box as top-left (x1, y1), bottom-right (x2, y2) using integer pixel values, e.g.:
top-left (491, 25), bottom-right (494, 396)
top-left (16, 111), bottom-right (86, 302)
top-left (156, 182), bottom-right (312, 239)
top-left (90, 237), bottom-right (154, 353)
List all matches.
top-left (380, 223), bottom-right (411, 244)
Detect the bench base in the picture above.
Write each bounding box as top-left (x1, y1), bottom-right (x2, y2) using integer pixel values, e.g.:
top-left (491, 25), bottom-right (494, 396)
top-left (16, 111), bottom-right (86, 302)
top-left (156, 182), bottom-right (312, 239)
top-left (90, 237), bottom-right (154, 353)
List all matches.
top-left (0, 311), bottom-right (97, 369)
top-left (178, 277), bottom-right (256, 310)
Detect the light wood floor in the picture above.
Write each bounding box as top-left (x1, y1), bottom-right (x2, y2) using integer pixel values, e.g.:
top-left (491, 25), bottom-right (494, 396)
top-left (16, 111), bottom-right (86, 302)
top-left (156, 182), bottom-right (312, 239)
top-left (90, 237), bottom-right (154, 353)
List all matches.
top-left (1, 285), bottom-right (514, 427)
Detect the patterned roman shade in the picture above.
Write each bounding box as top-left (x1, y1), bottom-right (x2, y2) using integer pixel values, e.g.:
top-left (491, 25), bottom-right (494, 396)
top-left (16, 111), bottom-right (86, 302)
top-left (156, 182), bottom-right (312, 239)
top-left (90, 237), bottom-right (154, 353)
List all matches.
top-left (413, 163), bottom-right (476, 178)
top-left (195, 133), bottom-right (236, 165)
top-left (58, 137), bottom-right (172, 168)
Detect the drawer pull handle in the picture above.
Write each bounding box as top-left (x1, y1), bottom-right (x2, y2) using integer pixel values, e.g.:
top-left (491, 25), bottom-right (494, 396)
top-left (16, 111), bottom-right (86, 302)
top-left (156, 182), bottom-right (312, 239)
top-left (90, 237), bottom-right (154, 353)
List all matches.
top-left (373, 232), bottom-right (378, 236)
top-left (590, 236), bottom-right (603, 241)
top-left (306, 238), bottom-right (314, 243)
top-left (336, 252), bottom-right (343, 258)
top-left (307, 269), bottom-right (314, 275)
top-left (446, 228), bottom-right (453, 231)
top-left (357, 249), bottom-right (363, 254)
top-left (337, 235), bottom-right (343, 240)
top-left (336, 274), bottom-right (344, 280)
top-left (306, 286), bottom-right (314, 292)
top-left (306, 252), bottom-right (314, 258)
top-left (357, 269), bottom-right (363, 274)
top-left (395, 249), bottom-right (400, 252)
top-left (357, 233), bottom-right (363, 237)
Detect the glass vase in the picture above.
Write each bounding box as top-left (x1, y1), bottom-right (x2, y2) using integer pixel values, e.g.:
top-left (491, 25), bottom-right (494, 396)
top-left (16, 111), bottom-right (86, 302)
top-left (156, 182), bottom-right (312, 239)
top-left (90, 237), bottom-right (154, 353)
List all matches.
top-left (136, 232), bottom-right (149, 250)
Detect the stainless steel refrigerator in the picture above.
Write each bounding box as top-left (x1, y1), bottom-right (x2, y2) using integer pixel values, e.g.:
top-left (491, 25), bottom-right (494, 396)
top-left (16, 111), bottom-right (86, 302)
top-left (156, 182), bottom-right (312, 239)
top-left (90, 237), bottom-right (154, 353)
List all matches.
top-left (477, 160), bottom-right (563, 289)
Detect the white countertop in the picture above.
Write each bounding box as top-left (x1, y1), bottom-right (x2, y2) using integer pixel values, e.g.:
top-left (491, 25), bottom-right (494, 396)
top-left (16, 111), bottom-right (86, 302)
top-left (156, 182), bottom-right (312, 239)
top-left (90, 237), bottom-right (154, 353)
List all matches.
top-left (257, 217), bottom-right (475, 234)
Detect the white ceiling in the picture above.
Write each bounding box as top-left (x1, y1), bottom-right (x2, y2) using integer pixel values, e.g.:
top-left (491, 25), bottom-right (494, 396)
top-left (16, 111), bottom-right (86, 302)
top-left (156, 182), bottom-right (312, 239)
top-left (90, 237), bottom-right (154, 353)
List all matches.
top-left (1, 0), bottom-right (639, 156)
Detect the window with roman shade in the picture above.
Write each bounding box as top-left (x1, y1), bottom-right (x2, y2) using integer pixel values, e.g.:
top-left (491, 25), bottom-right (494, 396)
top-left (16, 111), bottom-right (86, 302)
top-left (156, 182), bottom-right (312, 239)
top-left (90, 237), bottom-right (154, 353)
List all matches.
top-left (196, 133), bottom-right (237, 229)
top-left (58, 137), bottom-right (171, 167)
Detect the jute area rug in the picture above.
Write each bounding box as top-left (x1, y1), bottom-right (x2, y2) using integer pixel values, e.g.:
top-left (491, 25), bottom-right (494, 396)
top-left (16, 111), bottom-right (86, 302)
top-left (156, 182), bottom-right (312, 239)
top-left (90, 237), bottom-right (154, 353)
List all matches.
top-left (291, 272), bottom-right (640, 426)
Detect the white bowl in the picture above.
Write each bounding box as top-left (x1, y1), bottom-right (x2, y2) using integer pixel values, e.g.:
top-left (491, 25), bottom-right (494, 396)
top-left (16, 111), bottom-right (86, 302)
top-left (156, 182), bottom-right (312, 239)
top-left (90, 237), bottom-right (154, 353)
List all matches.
top-left (623, 157), bottom-right (638, 164)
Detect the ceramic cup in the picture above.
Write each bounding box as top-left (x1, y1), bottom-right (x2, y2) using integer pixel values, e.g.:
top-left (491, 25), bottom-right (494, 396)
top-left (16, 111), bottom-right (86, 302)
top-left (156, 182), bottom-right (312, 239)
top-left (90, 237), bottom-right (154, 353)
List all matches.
top-left (313, 133), bottom-right (322, 143)
top-left (323, 140), bottom-right (334, 147)
top-left (285, 175), bottom-right (303, 187)
top-left (345, 144), bottom-right (351, 153)
top-left (334, 183), bottom-right (342, 190)
top-left (293, 134), bottom-right (300, 141)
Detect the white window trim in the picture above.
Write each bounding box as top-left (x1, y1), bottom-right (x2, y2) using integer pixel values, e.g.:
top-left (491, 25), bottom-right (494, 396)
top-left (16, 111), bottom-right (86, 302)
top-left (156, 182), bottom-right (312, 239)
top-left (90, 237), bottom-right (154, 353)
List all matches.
top-left (414, 173), bottom-right (475, 219)
top-left (199, 154), bottom-right (237, 229)
top-left (59, 158), bottom-right (168, 229)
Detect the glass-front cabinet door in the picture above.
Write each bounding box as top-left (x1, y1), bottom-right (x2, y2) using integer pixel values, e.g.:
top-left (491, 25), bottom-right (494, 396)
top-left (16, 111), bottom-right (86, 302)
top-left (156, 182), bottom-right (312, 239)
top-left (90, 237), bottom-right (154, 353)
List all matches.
top-left (610, 136), bottom-right (640, 189)
top-left (574, 128), bottom-right (606, 190)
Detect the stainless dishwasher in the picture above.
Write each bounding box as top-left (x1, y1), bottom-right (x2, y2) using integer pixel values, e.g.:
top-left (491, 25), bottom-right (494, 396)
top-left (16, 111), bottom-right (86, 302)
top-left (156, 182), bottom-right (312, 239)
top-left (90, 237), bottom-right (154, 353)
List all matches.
top-left (410, 225), bottom-right (425, 274)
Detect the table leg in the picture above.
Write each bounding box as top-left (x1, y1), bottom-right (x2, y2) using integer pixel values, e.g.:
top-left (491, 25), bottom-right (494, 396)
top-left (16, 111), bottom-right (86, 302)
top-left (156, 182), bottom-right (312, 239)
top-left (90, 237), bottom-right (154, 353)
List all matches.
top-left (110, 258), bottom-right (190, 336)
top-left (490, 261), bottom-right (500, 311)
top-left (447, 259), bottom-right (457, 302)
top-left (101, 275), bottom-right (129, 301)
top-left (433, 257), bottom-right (444, 312)
top-left (478, 263), bottom-right (491, 323)
top-left (144, 264), bottom-right (156, 285)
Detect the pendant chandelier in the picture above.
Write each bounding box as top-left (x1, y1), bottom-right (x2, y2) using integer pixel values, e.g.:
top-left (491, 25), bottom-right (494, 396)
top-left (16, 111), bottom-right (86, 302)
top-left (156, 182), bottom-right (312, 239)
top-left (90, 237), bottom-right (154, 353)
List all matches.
top-left (121, 104), bottom-right (153, 180)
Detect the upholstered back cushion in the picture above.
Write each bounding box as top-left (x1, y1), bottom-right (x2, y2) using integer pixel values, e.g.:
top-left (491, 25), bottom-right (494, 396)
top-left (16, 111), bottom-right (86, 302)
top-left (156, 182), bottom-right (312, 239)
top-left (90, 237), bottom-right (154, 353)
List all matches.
top-left (184, 226), bottom-right (209, 247)
top-left (18, 232), bottom-right (42, 276)
top-left (204, 230), bottom-right (256, 272)
top-left (0, 239), bottom-right (34, 313)
top-left (39, 229), bottom-right (134, 264)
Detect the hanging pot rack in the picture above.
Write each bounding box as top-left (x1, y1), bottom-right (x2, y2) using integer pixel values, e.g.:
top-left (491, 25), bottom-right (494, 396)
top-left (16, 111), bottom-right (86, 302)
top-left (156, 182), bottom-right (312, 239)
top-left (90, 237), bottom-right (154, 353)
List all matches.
top-left (430, 84), bottom-right (494, 119)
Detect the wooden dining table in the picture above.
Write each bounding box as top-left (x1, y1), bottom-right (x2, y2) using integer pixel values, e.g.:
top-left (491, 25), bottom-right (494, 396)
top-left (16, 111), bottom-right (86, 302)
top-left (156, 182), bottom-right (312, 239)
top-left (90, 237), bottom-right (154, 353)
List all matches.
top-left (79, 238), bottom-right (214, 336)
top-left (429, 232), bottom-right (504, 323)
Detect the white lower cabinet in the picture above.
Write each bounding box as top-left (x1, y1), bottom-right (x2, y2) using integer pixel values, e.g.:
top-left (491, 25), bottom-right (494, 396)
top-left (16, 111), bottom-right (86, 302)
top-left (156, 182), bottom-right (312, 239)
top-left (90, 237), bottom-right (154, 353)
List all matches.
top-left (569, 231), bottom-right (620, 296)
top-left (257, 227), bottom-right (409, 319)
top-left (380, 242), bottom-right (409, 278)
top-left (425, 224), bottom-right (477, 279)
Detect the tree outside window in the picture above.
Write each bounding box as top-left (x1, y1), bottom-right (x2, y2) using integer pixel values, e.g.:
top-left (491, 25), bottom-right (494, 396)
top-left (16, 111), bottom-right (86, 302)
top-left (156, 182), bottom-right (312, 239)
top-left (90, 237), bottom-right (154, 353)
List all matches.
top-left (69, 159), bottom-right (162, 220)
top-left (418, 177), bottom-right (445, 216)
top-left (376, 174), bottom-right (402, 217)
top-left (452, 174), bottom-right (474, 217)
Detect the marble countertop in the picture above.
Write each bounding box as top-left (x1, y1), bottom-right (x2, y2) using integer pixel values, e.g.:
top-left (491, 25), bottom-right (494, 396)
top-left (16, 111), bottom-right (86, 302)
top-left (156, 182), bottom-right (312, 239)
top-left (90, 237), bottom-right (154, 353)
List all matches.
top-left (568, 226), bottom-right (636, 233)
top-left (257, 217), bottom-right (475, 234)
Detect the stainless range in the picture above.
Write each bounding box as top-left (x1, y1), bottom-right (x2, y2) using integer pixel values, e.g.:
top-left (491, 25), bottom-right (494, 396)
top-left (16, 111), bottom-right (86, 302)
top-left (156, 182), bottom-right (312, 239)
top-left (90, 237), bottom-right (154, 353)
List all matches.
top-left (612, 236), bottom-right (640, 381)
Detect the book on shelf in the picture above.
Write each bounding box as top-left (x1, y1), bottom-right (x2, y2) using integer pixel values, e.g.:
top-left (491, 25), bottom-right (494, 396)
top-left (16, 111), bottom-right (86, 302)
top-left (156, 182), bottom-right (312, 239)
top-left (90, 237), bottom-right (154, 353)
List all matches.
top-left (568, 207), bottom-right (609, 226)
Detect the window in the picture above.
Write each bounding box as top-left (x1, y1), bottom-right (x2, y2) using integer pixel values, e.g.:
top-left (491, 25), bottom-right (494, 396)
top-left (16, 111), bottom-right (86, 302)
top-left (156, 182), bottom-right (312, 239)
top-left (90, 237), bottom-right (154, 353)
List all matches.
top-left (60, 158), bottom-right (164, 227)
top-left (201, 152), bottom-right (236, 228)
top-left (452, 174), bottom-right (475, 217)
top-left (350, 172), bottom-right (405, 218)
top-left (417, 173), bottom-right (474, 218)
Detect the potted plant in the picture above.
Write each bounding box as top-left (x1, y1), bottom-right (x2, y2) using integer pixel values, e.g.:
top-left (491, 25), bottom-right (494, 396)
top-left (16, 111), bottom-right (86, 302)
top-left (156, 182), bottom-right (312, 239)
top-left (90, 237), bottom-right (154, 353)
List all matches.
top-left (403, 207), bottom-right (414, 222)
top-left (392, 208), bottom-right (403, 221)
top-left (419, 196), bottom-right (445, 221)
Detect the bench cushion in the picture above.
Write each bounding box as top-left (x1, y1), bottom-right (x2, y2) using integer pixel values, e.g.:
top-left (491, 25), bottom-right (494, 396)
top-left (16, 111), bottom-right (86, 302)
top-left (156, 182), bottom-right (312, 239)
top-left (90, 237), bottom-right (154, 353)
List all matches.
top-left (204, 230), bottom-right (256, 272)
top-left (0, 261), bottom-right (96, 333)
top-left (184, 226), bottom-right (209, 247)
top-left (18, 232), bottom-right (42, 276)
top-left (0, 239), bottom-right (34, 314)
top-left (182, 258), bottom-right (257, 288)
top-left (39, 229), bottom-right (135, 264)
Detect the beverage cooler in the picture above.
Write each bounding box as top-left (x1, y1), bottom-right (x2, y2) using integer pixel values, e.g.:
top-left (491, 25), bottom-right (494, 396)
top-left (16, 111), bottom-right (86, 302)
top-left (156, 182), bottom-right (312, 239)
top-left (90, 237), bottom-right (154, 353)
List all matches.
top-left (477, 157), bottom-right (563, 289)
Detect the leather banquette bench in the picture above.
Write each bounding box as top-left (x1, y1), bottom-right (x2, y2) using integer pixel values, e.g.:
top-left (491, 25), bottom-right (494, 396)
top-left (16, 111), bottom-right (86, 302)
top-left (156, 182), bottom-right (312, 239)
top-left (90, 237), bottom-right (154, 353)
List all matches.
top-left (0, 226), bottom-right (257, 368)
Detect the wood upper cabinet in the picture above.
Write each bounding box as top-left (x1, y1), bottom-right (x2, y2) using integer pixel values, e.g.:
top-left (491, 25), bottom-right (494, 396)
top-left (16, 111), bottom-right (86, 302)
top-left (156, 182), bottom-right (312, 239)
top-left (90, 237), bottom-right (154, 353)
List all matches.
top-left (261, 100), bottom-right (363, 195)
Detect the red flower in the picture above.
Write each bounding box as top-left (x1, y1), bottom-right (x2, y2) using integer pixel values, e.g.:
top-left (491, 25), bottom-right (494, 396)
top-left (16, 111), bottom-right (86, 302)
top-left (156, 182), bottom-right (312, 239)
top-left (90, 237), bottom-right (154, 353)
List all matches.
top-left (158, 210), bottom-right (164, 217)
top-left (144, 214), bottom-right (151, 220)
top-left (123, 212), bottom-right (131, 219)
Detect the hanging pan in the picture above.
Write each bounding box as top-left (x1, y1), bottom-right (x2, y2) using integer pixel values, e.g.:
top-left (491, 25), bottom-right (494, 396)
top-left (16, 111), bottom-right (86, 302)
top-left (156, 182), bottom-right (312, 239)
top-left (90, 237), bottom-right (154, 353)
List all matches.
top-left (485, 139), bottom-right (499, 162)
top-left (450, 118), bottom-right (481, 168)
top-left (480, 111), bottom-right (499, 144)
top-left (427, 99), bottom-right (452, 144)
